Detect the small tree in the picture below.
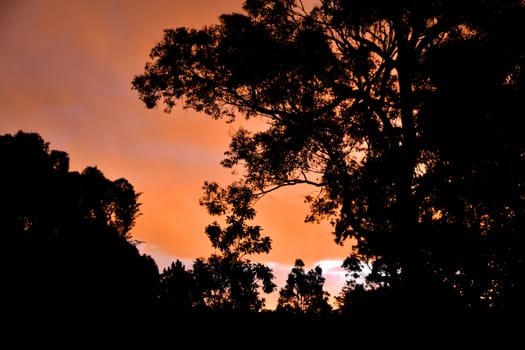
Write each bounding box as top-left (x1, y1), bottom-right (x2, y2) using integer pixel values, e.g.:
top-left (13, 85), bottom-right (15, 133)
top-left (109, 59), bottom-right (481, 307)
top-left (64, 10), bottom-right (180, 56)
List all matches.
top-left (190, 181), bottom-right (276, 312)
top-left (159, 259), bottom-right (201, 312)
top-left (276, 259), bottom-right (332, 315)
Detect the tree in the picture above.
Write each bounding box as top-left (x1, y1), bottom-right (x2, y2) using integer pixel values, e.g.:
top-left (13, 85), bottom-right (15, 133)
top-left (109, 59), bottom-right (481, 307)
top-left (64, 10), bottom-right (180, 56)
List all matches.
top-left (189, 254), bottom-right (275, 312)
top-left (0, 131), bottom-right (142, 241)
top-left (0, 131), bottom-right (159, 315)
top-left (276, 258), bottom-right (332, 315)
top-left (159, 259), bottom-right (200, 312)
top-left (132, 0), bottom-right (525, 315)
top-left (176, 181), bottom-right (276, 312)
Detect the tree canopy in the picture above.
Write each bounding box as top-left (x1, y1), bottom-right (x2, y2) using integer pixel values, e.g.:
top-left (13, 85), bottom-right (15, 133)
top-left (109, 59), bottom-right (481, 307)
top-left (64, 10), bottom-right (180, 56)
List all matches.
top-left (133, 0), bottom-right (525, 315)
top-left (0, 131), bottom-right (159, 315)
top-left (276, 258), bottom-right (332, 315)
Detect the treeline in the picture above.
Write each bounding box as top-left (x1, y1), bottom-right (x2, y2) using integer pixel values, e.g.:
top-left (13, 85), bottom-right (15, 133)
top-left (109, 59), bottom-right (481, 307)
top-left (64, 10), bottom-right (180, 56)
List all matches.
top-left (0, 132), bottom-right (513, 317)
top-left (0, 131), bottom-right (519, 345)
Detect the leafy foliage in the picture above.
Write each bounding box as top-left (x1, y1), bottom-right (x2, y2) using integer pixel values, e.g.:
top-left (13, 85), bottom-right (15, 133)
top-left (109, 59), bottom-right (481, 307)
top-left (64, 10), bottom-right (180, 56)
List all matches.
top-left (159, 259), bottom-right (201, 311)
top-left (160, 181), bottom-right (276, 312)
top-left (197, 181), bottom-right (276, 311)
top-left (276, 259), bottom-right (332, 315)
top-left (200, 181), bottom-right (272, 258)
top-left (0, 131), bottom-right (159, 314)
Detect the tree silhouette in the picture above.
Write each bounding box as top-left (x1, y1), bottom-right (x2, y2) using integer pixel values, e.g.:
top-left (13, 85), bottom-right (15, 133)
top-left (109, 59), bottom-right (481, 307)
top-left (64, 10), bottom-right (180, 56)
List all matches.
top-left (0, 131), bottom-right (159, 318)
top-left (196, 181), bottom-right (276, 311)
top-left (159, 259), bottom-right (200, 312)
top-left (159, 181), bottom-right (276, 313)
top-left (276, 259), bottom-right (332, 315)
top-left (200, 181), bottom-right (272, 259)
top-left (133, 0), bottom-right (525, 316)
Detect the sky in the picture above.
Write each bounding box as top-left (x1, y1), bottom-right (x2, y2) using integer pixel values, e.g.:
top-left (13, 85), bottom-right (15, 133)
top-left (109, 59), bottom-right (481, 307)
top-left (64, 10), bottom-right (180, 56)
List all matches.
top-left (0, 0), bottom-right (350, 309)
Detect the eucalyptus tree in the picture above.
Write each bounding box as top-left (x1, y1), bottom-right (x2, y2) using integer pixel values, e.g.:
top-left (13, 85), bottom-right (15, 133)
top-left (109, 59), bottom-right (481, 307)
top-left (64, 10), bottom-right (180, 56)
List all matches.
top-left (276, 259), bottom-right (332, 315)
top-left (133, 0), bottom-right (525, 314)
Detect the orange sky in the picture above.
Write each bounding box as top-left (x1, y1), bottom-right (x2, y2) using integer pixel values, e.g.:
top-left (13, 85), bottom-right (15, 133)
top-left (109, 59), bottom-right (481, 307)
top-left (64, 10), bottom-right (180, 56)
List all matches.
top-left (0, 0), bottom-right (350, 308)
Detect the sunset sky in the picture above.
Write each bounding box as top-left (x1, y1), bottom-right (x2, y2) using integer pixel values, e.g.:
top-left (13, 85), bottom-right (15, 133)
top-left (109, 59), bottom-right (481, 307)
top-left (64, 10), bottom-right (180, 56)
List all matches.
top-left (0, 0), bottom-right (350, 308)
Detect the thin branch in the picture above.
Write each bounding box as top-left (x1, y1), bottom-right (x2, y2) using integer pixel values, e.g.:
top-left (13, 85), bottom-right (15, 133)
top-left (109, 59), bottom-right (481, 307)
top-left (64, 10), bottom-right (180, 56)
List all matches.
top-left (254, 177), bottom-right (324, 198)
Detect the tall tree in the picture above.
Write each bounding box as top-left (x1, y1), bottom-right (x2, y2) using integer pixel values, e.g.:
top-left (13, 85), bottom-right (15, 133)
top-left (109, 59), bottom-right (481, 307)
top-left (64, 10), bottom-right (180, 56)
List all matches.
top-left (133, 0), bottom-right (525, 314)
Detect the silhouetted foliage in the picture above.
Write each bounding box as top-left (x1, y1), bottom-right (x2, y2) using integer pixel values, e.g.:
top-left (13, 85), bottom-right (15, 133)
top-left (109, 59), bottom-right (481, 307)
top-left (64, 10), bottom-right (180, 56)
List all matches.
top-left (200, 181), bottom-right (272, 258)
top-left (190, 254), bottom-right (275, 312)
top-left (159, 182), bottom-right (276, 312)
top-left (133, 0), bottom-right (525, 316)
top-left (195, 181), bottom-right (276, 311)
top-left (0, 131), bottom-right (160, 318)
top-left (276, 258), bottom-right (332, 315)
top-left (159, 259), bottom-right (200, 311)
